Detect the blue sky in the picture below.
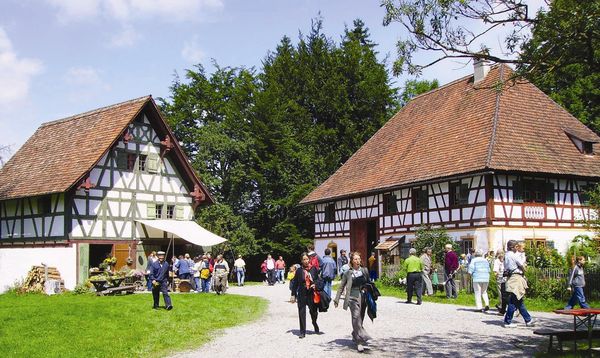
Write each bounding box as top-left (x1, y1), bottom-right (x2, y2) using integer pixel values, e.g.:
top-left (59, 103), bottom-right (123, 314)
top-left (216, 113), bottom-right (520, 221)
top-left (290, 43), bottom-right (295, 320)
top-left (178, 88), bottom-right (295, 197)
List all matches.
top-left (0, 0), bottom-right (546, 160)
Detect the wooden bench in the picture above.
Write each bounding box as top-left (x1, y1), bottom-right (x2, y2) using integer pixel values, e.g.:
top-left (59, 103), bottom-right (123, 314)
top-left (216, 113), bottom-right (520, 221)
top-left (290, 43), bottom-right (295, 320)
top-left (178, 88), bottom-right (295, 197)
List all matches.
top-left (534, 329), bottom-right (600, 352)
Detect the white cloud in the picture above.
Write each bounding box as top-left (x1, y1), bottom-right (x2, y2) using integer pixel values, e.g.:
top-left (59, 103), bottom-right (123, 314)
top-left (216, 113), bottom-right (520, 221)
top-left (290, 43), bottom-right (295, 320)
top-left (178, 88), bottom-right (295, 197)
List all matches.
top-left (65, 66), bottom-right (111, 90)
top-left (46, 0), bottom-right (224, 23)
top-left (181, 37), bottom-right (205, 64)
top-left (47, 0), bottom-right (223, 47)
top-left (109, 25), bottom-right (141, 48)
top-left (0, 28), bottom-right (43, 107)
top-left (46, 0), bottom-right (101, 24)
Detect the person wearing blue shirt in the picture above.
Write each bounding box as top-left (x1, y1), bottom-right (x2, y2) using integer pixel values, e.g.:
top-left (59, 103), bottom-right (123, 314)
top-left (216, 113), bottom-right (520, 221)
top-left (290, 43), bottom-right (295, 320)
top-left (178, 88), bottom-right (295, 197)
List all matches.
top-left (467, 250), bottom-right (490, 312)
top-left (150, 251), bottom-right (173, 310)
top-left (176, 254), bottom-right (192, 279)
top-left (321, 248), bottom-right (337, 298)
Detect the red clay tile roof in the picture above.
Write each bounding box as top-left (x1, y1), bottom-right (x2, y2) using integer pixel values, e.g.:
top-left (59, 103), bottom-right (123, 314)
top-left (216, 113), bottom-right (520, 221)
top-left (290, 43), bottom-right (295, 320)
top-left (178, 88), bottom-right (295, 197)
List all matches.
top-left (0, 96), bottom-right (213, 203)
top-left (301, 65), bottom-right (600, 204)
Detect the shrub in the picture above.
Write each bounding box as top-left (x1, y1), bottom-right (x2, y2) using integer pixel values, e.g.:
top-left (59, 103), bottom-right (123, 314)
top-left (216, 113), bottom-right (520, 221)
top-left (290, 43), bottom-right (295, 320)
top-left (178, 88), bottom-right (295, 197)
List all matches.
top-left (380, 260), bottom-right (407, 287)
top-left (72, 282), bottom-right (93, 295)
top-left (566, 235), bottom-right (600, 269)
top-left (525, 245), bottom-right (566, 269)
top-left (413, 226), bottom-right (459, 264)
top-left (525, 267), bottom-right (568, 300)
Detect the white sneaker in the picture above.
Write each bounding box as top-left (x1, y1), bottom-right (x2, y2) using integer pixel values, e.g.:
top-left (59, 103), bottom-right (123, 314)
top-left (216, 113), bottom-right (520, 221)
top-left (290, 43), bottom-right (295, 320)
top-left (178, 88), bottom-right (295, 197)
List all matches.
top-left (357, 344), bottom-right (364, 352)
top-left (526, 319), bottom-right (535, 327)
top-left (504, 323), bottom-right (518, 328)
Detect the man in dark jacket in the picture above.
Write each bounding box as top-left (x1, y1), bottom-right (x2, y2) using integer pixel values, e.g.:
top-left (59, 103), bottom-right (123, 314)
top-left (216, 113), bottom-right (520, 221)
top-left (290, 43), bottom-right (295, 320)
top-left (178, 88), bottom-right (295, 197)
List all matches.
top-left (150, 251), bottom-right (173, 310)
top-left (444, 244), bottom-right (459, 299)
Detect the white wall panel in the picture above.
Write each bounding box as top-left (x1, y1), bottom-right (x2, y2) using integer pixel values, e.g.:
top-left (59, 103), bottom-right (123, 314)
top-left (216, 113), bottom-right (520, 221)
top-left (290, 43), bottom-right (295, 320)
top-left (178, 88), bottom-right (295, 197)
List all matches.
top-left (89, 200), bottom-right (102, 216)
top-left (0, 245), bottom-right (77, 293)
top-left (22, 219), bottom-right (35, 237)
top-left (51, 217), bottom-right (64, 236)
top-left (73, 199), bottom-right (86, 215)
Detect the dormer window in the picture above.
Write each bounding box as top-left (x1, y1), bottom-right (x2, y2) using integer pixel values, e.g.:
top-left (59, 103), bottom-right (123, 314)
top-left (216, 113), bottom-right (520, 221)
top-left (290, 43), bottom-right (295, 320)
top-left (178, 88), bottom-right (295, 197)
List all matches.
top-left (564, 129), bottom-right (597, 155)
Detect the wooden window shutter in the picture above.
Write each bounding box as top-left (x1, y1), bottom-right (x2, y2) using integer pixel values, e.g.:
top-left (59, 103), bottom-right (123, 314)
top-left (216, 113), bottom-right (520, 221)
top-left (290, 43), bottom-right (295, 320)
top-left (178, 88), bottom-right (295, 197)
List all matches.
top-left (147, 154), bottom-right (159, 173)
top-left (545, 182), bottom-right (555, 204)
top-left (116, 151), bottom-right (127, 169)
top-left (513, 181), bottom-right (523, 203)
top-left (176, 206), bottom-right (185, 220)
top-left (146, 203), bottom-right (156, 219)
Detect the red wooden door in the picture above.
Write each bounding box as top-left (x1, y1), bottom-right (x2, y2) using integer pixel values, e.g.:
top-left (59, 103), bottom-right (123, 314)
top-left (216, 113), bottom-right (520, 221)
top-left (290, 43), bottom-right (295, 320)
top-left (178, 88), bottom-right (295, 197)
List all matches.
top-left (350, 220), bottom-right (368, 264)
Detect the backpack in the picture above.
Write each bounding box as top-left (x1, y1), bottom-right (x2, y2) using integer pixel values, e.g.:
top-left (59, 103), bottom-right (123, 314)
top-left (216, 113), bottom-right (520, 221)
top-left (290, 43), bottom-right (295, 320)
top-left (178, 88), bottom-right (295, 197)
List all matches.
top-left (200, 268), bottom-right (210, 279)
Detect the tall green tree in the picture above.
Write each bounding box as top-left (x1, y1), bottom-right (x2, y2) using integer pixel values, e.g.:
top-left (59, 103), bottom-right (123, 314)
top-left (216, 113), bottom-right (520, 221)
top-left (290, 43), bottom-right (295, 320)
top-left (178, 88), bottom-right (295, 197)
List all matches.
top-left (250, 19), bottom-right (397, 256)
top-left (161, 18), bottom-right (398, 260)
top-left (399, 79), bottom-right (439, 107)
top-left (160, 64), bottom-right (259, 214)
top-left (519, 0), bottom-right (600, 131)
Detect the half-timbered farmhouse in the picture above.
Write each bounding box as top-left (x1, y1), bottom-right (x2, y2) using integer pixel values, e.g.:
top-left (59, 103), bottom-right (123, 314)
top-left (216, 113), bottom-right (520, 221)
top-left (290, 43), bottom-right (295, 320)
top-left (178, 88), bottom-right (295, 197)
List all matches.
top-left (301, 62), bottom-right (600, 266)
top-left (0, 96), bottom-right (219, 291)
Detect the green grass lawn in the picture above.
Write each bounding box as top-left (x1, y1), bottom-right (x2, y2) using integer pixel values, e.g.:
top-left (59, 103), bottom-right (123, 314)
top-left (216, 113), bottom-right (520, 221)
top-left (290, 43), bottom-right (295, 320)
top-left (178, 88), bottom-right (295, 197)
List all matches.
top-left (0, 291), bottom-right (267, 358)
top-left (377, 284), bottom-right (600, 312)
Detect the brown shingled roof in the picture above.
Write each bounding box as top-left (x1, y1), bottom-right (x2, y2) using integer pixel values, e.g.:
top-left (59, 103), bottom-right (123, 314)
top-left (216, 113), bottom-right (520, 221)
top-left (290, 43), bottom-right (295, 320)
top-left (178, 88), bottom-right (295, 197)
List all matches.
top-left (301, 65), bottom-right (600, 205)
top-left (0, 96), bottom-right (214, 204)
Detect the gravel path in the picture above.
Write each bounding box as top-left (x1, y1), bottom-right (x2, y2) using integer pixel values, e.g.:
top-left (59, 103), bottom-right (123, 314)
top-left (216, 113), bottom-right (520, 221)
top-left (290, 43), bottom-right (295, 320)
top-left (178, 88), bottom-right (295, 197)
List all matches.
top-left (175, 283), bottom-right (569, 357)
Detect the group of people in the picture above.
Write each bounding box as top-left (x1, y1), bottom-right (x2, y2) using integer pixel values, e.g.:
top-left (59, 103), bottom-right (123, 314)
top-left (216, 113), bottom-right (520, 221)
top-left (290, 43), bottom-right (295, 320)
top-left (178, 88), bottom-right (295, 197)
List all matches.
top-left (289, 247), bottom-right (377, 352)
top-left (146, 250), bottom-right (236, 310)
top-left (260, 254), bottom-right (286, 285)
top-left (404, 240), bottom-right (592, 329)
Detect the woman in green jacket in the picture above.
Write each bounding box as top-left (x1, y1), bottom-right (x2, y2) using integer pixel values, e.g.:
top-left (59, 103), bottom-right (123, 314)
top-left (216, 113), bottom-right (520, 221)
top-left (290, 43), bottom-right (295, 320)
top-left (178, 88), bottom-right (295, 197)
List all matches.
top-left (334, 252), bottom-right (372, 352)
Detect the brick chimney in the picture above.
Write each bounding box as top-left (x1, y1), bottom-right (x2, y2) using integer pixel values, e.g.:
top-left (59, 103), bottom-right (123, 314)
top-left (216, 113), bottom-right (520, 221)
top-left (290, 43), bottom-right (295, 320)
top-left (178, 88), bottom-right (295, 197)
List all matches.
top-left (473, 57), bottom-right (490, 83)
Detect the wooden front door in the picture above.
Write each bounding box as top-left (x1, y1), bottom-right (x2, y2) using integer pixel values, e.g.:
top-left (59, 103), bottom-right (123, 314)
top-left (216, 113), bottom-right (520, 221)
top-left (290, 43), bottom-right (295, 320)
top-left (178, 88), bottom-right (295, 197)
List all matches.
top-left (350, 220), bottom-right (368, 263)
top-left (114, 244), bottom-right (131, 271)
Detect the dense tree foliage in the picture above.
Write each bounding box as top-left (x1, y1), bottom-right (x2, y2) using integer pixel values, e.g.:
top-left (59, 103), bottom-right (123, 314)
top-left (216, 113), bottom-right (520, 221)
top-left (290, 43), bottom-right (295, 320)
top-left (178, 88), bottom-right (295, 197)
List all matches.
top-left (160, 19), bottom-right (400, 263)
top-left (519, 0), bottom-right (600, 131)
top-left (413, 225), bottom-right (458, 264)
top-left (382, 0), bottom-right (600, 129)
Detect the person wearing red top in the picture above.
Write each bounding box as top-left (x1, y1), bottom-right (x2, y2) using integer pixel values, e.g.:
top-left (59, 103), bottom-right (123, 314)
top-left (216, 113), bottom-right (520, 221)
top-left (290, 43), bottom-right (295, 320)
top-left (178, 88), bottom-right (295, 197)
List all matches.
top-left (444, 244), bottom-right (459, 299)
top-left (275, 256), bottom-right (286, 284)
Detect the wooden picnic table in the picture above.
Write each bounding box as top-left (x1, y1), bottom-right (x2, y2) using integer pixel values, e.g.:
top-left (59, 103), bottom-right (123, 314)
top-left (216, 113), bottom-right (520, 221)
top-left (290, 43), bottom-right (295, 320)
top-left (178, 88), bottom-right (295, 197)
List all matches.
top-left (554, 308), bottom-right (600, 353)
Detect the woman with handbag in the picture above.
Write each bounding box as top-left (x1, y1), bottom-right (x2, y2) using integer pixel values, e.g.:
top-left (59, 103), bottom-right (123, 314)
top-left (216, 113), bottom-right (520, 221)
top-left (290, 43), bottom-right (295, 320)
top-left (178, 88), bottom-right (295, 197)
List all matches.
top-left (333, 252), bottom-right (372, 352)
top-left (290, 253), bottom-right (320, 338)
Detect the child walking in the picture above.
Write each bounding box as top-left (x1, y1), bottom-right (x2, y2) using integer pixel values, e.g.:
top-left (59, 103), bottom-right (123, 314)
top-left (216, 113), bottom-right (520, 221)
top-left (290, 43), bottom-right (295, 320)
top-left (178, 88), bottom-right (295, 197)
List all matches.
top-left (287, 265), bottom-right (297, 303)
top-left (564, 256), bottom-right (590, 309)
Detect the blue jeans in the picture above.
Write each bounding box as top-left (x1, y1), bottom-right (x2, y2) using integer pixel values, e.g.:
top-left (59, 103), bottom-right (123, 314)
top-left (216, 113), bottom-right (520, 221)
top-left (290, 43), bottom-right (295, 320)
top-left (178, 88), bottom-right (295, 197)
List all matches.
top-left (369, 270), bottom-right (378, 281)
top-left (504, 293), bottom-right (532, 324)
top-left (323, 279), bottom-right (332, 298)
top-left (565, 286), bottom-right (590, 309)
top-left (236, 269), bottom-right (245, 286)
top-left (194, 277), bottom-right (201, 292)
top-left (277, 269), bottom-right (285, 283)
top-left (201, 278), bottom-right (211, 293)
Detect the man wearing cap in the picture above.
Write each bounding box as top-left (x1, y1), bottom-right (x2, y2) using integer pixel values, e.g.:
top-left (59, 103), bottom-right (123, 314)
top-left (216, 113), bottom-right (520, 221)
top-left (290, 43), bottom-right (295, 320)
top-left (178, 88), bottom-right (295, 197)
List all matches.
top-left (150, 251), bottom-right (173, 310)
top-left (403, 248), bottom-right (424, 305)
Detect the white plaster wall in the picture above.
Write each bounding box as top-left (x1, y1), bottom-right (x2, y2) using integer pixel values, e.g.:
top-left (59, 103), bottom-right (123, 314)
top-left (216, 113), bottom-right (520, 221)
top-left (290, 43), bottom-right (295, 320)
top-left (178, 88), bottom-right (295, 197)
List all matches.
top-left (0, 245), bottom-right (77, 293)
top-left (488, 227), bottom-right (595, 254)
top-left (315, 237), bottom-right (350, 259)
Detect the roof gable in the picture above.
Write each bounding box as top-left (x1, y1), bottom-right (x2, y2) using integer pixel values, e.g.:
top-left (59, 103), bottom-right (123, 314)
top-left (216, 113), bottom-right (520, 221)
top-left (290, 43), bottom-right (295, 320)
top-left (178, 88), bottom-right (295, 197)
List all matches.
top-left (0, 96), bottom-right (213, 204)
top-left (301, 65), bottom-right (600, 204)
